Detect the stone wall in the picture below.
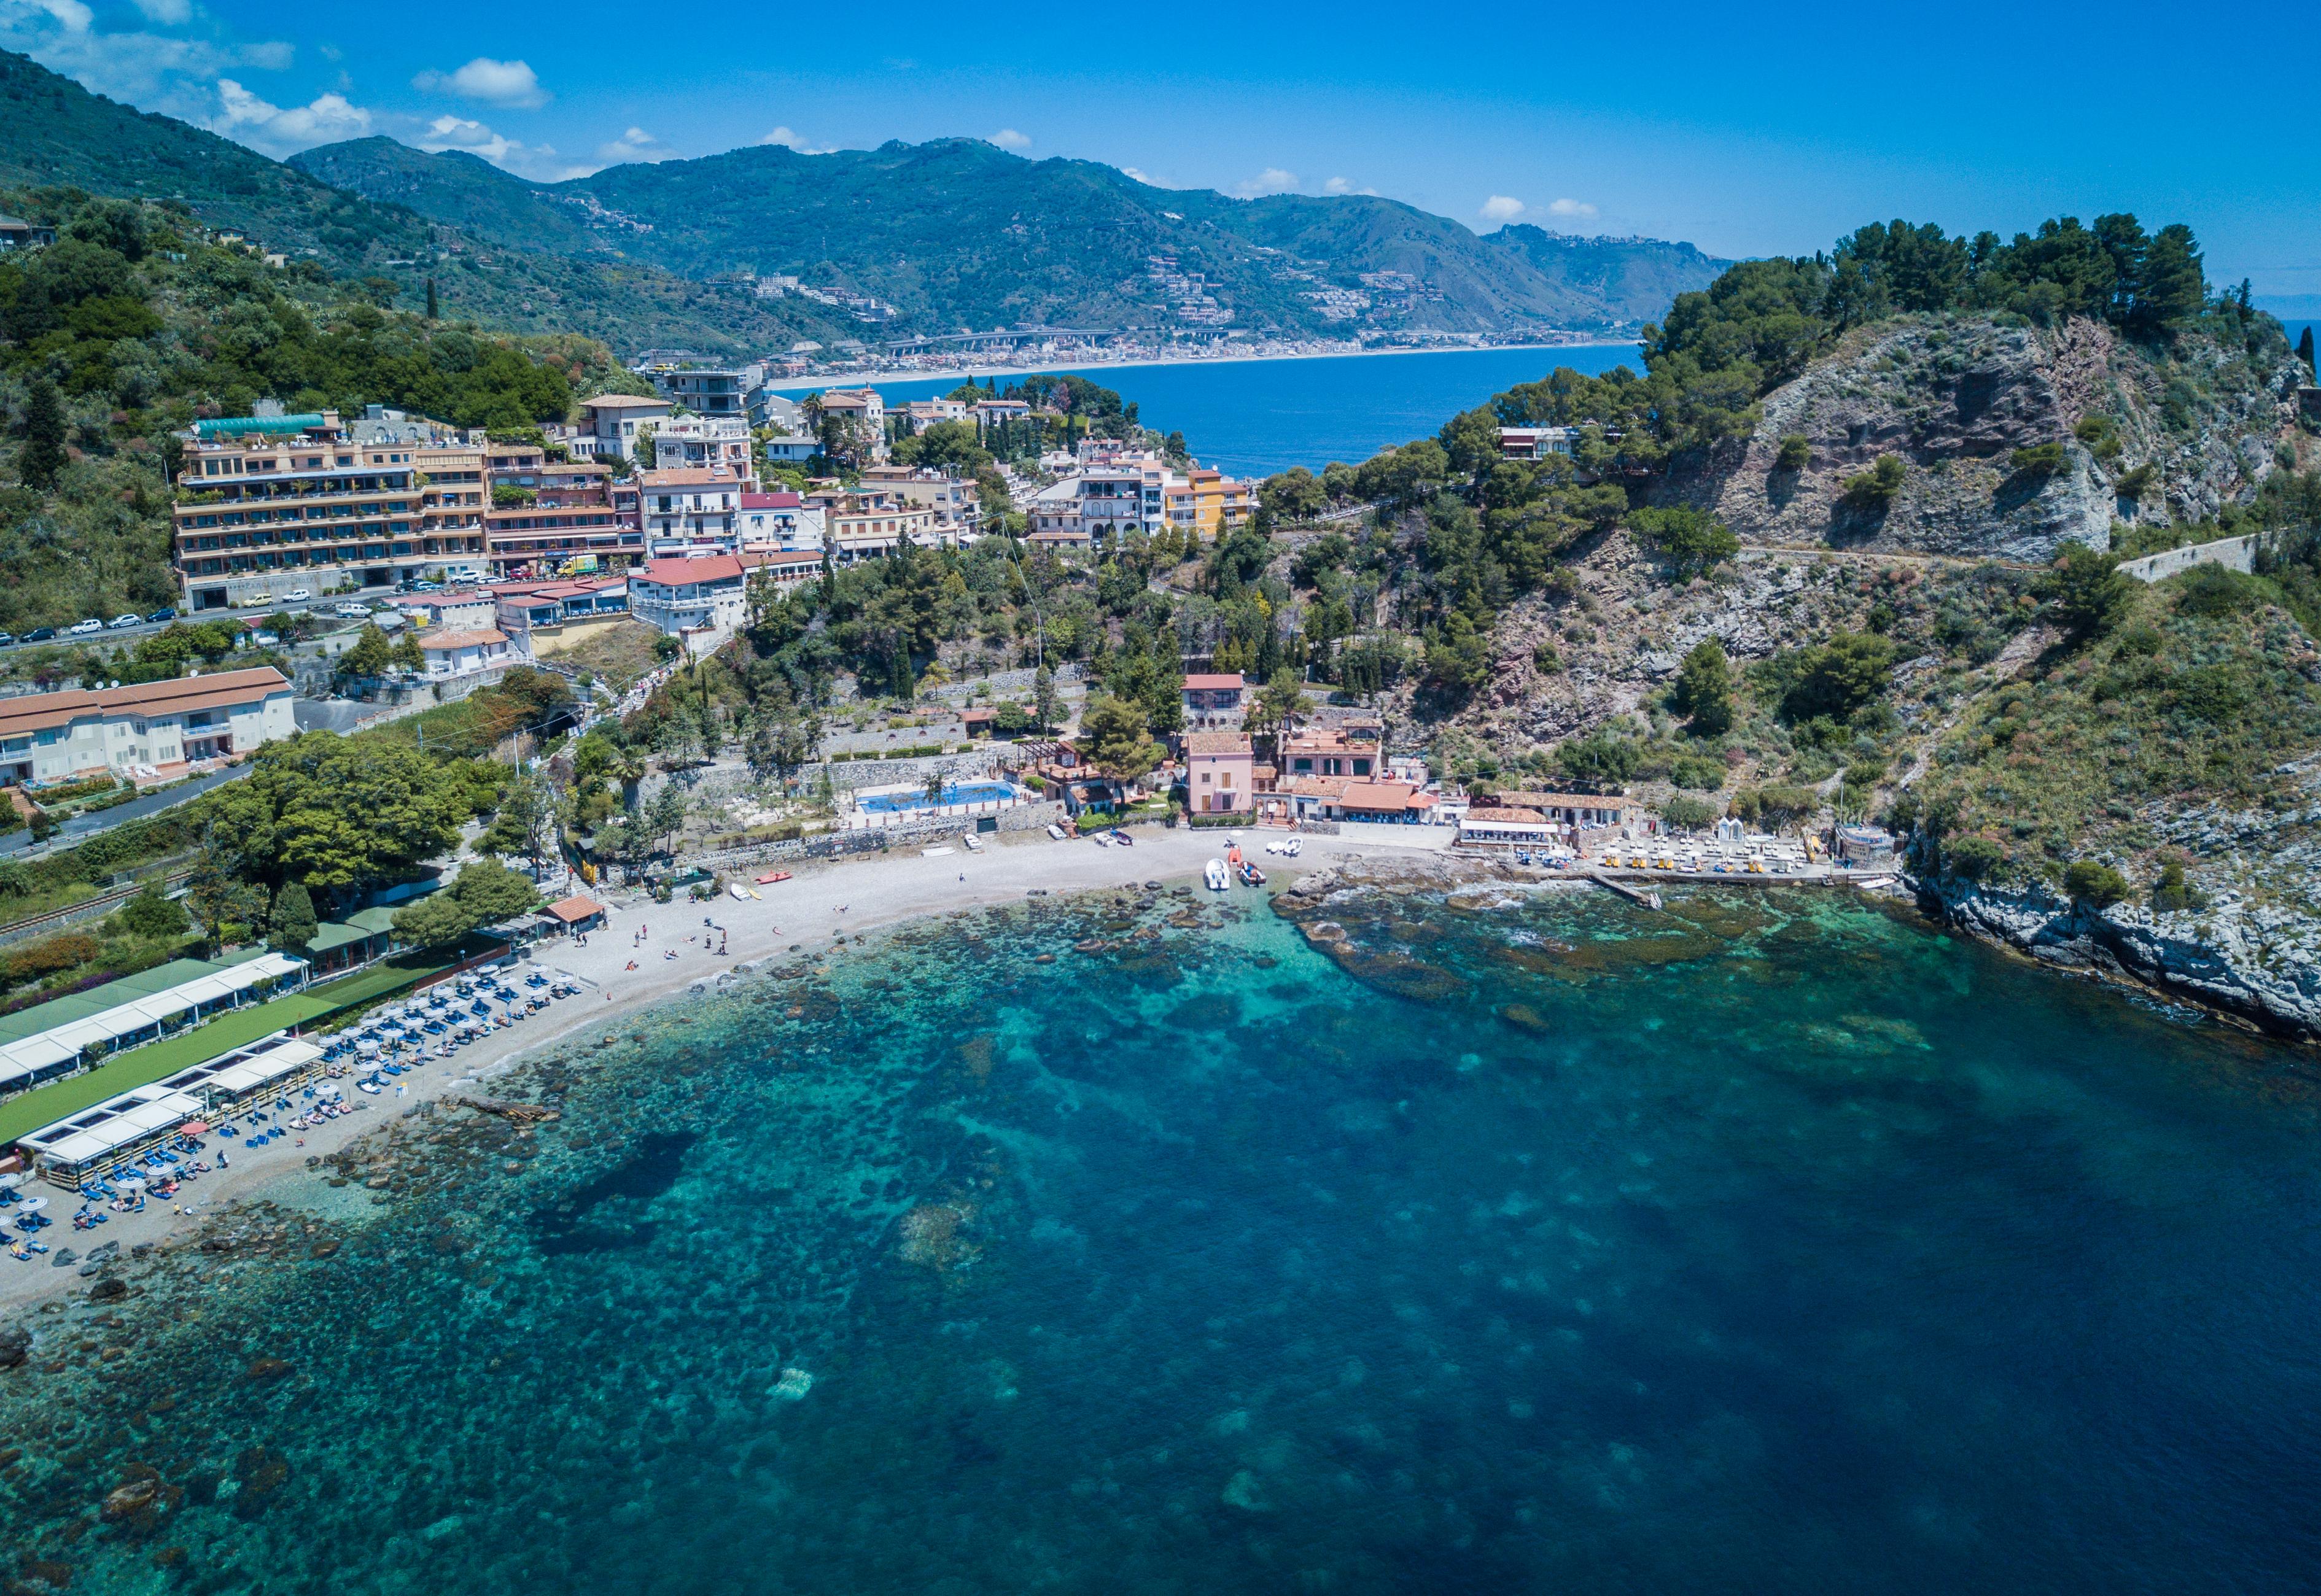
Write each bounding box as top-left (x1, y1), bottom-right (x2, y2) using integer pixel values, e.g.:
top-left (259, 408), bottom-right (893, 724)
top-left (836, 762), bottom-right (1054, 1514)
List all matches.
top-left (2117, 532), bottom-right (2268, 584)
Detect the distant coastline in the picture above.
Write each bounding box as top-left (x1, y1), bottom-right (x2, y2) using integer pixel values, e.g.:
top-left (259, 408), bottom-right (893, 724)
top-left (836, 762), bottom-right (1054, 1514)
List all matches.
top-left (761, 339), bottom-right (1643, 394)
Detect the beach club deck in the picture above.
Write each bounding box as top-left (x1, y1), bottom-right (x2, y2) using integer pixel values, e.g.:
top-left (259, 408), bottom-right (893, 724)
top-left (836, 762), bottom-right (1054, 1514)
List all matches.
top-left (17, 1032), bottom-right (327, 1187)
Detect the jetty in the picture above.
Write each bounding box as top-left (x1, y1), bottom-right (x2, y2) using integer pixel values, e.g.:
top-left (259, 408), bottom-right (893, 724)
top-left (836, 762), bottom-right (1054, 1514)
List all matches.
top-left (1586, 871), bottom-right (1663, 911)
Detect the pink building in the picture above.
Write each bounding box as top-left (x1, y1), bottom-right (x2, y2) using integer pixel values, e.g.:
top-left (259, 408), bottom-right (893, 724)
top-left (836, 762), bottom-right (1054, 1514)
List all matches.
top-left (1184, 731), bottom-right (1255, 814)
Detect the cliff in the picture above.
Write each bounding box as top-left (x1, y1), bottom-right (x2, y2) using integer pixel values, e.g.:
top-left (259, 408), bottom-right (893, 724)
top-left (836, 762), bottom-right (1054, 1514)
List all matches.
top-left (1652, 315), bottom-right (2307, 562)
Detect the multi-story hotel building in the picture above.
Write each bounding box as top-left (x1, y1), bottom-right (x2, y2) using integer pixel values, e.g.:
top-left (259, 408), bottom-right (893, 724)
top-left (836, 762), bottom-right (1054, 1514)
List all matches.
top-left (171, 411), bottom-right (488, 610)
top-left (481, 444), bottom-right (639, 579)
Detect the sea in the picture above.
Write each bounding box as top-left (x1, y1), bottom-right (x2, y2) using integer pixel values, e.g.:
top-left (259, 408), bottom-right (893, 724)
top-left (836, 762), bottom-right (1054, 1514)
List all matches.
top-left (768, 346), bottom-right (1643, 479)
top-left (7, 881), bottom-right (2320, 1594)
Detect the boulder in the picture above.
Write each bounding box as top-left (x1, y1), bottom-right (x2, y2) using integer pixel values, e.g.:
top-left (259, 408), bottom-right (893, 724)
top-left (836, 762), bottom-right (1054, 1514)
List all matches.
top-left (0, 1326), bottom-right (29, 1368)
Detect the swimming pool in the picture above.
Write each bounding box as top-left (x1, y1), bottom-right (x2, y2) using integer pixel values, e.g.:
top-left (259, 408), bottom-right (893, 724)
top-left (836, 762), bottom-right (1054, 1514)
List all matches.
top-left (857, 781), bottom-right (1021, 814)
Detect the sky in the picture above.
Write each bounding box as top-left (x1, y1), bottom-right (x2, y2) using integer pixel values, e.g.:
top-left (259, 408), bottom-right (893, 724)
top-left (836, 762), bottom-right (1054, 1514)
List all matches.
top-left (8, 0), bottom-right (2319, 297)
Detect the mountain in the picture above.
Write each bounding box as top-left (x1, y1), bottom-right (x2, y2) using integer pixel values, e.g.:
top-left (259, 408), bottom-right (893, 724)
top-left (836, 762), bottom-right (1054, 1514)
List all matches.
top-left (0, 51), bottom-right (852, 355)
top-left (290, 134), bottom-right (1730, 340)
top-left (1481, 225), bottom-right (1735, 330)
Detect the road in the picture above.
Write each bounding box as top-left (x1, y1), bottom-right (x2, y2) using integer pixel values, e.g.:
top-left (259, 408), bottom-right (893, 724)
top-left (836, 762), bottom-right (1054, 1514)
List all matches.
top-left (1, 600), bottom-right (389, 652)
top-left (0, 764), bottom-right (251, 858)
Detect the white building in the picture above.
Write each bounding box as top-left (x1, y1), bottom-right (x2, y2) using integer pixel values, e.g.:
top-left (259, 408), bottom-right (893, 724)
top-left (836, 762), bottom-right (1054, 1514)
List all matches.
top-left (738, 491), bottom-right (826, 551)
top-left (418, 628), bottom-right (518, 678)
top-left (814, 388), bottom-right (887, 463)
top-left (651, 416), bottom-right (756, 484)
top-left (580, 393), bottom-right (675, 462)
top-left (638, 467), bottom-right (744, 548)
top-left (0, 668), bottom-right (296, 786)
top-left (628, 555), bottom-right (754, 637)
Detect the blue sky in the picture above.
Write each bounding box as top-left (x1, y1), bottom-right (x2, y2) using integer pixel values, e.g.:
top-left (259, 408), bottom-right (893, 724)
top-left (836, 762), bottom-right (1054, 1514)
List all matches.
top-left (10, 0), bottom-right (2319, 295)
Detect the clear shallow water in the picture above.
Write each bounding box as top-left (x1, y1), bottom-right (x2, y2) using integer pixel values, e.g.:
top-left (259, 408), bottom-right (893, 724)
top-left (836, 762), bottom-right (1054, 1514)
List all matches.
top-left (771, 346), bottom-right (1641, 478)
top-left (857, 781), bottom-right (1017, 813)
top-left (6, 883), bottom-right (2321, 1594)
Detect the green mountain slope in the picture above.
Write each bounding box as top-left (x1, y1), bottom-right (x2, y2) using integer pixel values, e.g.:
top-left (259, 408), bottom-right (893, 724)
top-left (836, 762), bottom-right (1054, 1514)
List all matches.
top-left (292, 134), bottom-right (1729, 338)
top-left (0, 52), bottom-right (842, 355)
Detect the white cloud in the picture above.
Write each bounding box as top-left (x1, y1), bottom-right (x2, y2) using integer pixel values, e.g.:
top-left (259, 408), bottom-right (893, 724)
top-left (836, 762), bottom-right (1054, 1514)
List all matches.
top-left (0, 0), bottom-right (300, 127)
top-left (1122, 166), bottom-right (1153, 184)
top-left (761, 125), bottom-right (834, 154)
top-left (1479, 195), bottom-right (1525, 223)
top-left (1547, 197), bottom-right (1599, 219)
top-left (990, 127), bottom-right (1030, 150)
top-left (417, 114), bottom-right (591, 182)
top-left (211, 77), bottom-right (370, 152)
top-left (413, 56), bottom-right (547, 110)
top-left (597, 125), bottom-right (678, 165)
top-left (130, 0), bottom-right (190, 23)
top-left (1232, 167), bottom-right (1299, 198)
top-left (1322, 176), bottom-right (1377, 197)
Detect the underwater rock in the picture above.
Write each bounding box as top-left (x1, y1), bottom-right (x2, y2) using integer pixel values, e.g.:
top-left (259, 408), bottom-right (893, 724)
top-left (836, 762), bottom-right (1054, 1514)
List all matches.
top-left (1498, 1004), bottom-right (1552, 1033)
top-left (100, 1477), bottom-right (158, 1522)
top-left (772, 1367), bottom-right (814, 1401)
top-left (87, 1278), bottom-right (127, 1303)
top-left (1221, 1469), bottom-right (1273, 1513)
top-left (0, 1327), bottom-right (29, 1368)
top-left (1302, 921), bottom-right (1348, 946)
top-left (455, 1096), bottom-right (561, 1124)
top-left (244, 1356), bottom-right (294, 1382)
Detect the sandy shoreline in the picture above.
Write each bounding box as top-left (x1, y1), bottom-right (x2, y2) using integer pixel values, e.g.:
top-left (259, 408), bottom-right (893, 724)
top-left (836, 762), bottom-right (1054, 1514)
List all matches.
top-left (761, 340), bottom-right (1641, 393)
top-left (0, 824), bottom-right (1448, 1315)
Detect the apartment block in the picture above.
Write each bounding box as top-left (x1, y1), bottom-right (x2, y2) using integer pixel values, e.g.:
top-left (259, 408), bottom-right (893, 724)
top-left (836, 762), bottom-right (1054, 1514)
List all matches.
top-left (172, 411), bottom-right (488, 609)
top-left (483, 447), bottom-right (636, 580)
top-left (0, 668), bottom-right (295, 787)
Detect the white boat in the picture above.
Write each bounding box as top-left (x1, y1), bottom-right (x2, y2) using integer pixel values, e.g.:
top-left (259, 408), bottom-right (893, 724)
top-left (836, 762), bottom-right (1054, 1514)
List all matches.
top-left (729, 882), bottom-right (752, 901)
top-left (922, 845), bottom-right (955, 858)
top-left (1046, 823), bottom-right (1068, 841)
top-left (1283, 837), bottom-right (1302, 857)
top-left (962, 833), bottom-right (984, 853)
top-left (1204, 858), bottom-right (1229, 891)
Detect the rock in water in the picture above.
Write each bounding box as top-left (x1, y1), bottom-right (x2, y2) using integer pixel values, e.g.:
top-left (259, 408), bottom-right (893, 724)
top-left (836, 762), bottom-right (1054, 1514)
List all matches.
top-left (772, 1367), bottom-right (814, 1401)
top-left (101, 1478), bottom-right (158, 1522)
top-left (1221, 1469), bottom-right (1273, 1513)
top-left (0, 1326), bottom-right (29, 1368)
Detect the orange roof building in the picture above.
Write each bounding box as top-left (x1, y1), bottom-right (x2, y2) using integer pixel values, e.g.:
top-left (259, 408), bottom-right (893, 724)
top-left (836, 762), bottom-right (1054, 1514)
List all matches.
top-left (0, 667), bottom-right (294, 789)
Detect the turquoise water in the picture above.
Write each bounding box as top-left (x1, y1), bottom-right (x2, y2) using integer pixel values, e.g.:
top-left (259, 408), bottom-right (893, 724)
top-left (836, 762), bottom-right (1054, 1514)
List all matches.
top-left (6, 880), bottom-right (2321, 1592)
top-left (857, 781), bottom-right (1019, 813)
top-left (772, 345), bottom-right (1641, 477)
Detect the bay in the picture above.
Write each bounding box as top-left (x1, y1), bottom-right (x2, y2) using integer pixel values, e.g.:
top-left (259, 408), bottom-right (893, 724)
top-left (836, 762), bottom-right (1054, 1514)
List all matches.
top-left (768, 344), bottom-right (1641, 478)
top-left (6, 880), bottom-right (2320, 1594)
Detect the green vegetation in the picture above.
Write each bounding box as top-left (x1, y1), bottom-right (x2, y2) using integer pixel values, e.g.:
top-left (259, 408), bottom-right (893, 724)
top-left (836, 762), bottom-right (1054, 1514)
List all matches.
top-left (1669, 638), bottom-right (1736, 735)
top-left (391, 862), bottom-right (542, 949)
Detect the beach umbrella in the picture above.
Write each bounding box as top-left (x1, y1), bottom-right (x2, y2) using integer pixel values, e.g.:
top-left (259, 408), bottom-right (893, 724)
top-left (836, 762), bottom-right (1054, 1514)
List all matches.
top-left (0, 1173), bottom-right (19, 1191)
top-left (117, 1174), bottom-right (146, 1192)
top-left (20, 1196), bottom-right (46, 1212)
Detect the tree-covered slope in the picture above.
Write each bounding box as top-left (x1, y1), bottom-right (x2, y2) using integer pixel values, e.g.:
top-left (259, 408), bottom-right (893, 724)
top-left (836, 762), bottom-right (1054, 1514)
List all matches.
top-left (292, 134), bottom-right (1729, 338)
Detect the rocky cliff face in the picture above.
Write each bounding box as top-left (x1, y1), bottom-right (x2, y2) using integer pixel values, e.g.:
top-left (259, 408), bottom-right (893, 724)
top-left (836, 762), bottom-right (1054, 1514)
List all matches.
top-left (1922, 874), bottom-right (2321, 1042)
top-left (1650, 316), bottom-right (2306, 562)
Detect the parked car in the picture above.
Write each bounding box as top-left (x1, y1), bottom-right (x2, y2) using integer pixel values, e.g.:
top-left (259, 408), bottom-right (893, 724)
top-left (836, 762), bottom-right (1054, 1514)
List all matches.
top-left (281, 589), bottom-right (311, 603)
top-left (146, 607), bottom-right (176, 624)
top-left (107, 613), bottom-right (140, 629)
top-left (69, 618), bottom-right (103, 635)
top-left (22, 627), bottom-right (55, 642)
top-left (335, 602), bottom-right (371, 618)
top-left (0, 632), bottom-right (15, 648)
top-left (411, 581), bottom-right (443, 592)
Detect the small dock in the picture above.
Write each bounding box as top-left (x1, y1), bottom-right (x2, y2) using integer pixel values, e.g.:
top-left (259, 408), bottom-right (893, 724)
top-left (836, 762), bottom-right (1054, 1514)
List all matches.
top-left (1585, 870), bottom-right (1663, 911)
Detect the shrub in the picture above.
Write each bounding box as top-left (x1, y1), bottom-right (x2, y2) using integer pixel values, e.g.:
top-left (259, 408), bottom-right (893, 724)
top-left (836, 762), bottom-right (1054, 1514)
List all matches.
top-left (1555, 731), bottom-right (1639, 790)
top-left (1945, 834), bottom-right (2007, 880)
top-left (1660, 795), bottom-right (1716, 831)
top-left (2064, 859), bottom-right (2130, 908)
top-left (2172, 662), bottom-right (2254, 722)
top-left (1778, 632), bottom-right (1899, 723)
top-left (2112, 464), bottom-right (2156, 499)
top-left (2152, 856), bottom-right (2198, 913)
top-left (1775, 435), bottom-right (1811, 471)
top-left (2009, 442), bottom-right (2067, 477)
top-left (1532, 641), bottom-right (1561, 674)
top-left (118, 885), bottom-right (189, 940)
top-left (2, 931), bottom-right (103, 988)
top-left (1735, 784), bottom-right (1819, 827)
top-left (1628, 508), bottom-right (1740, 576)
top-left (1670, 755), bottom-right (1726, 791)
top-left (2171, 564), bottom-right (2262, 618)
top-left (1841, 455), bottom-right (1907, 509)
top-left (2074, 414), bottom-right (2123, 462)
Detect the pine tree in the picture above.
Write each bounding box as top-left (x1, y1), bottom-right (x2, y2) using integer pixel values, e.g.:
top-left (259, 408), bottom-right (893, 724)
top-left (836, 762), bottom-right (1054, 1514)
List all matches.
top-left (268, 880), bottom-right (318, 953)
top-left (20, 376), bottom-right (66, 490)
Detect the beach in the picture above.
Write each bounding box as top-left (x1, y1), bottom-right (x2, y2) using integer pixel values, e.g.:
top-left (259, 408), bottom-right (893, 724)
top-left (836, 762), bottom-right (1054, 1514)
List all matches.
top-left (0, 823), bottom-right (1448, 1315)
top-left (759, 339), bottom-right (1636, 394)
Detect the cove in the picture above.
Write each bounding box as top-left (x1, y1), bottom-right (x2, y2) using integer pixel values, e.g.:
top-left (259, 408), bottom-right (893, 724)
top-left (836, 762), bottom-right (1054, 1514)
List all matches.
top-left (3, 881), bottom-right (2319, 1594)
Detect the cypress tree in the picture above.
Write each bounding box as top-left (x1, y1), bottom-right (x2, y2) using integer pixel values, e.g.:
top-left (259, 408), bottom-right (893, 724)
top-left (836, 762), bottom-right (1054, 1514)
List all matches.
top-left (20, 376), bottom-right (65, 490)
top-left (2299, 326), bottom-right (2315, 377)
top-left (268, 880), bottom-right (318, 953)
top-left (425, 276), bottom-right (440, 320)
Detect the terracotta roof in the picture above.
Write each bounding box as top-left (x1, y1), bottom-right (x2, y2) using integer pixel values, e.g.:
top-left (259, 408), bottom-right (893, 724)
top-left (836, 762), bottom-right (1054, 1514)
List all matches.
top-left (420, 629), bottom-right (509, 651)
top-left (1336, 781), bottom-right (1421, 813)
top-left (1182, 673), bottom-right (1246, 691)
top-left (1466, 807), bottom-right (1549, 824)
top-left (638, 467), bottom-right (742, 488)
top-left (633, 556), bottom-right (746, 587)
top-left (1495, 789), bottom-right (1633, 810)
top-left (544, 895), bottom-right (606, 923)
top-left (1183, 732), bottom-right (1252, 756)
top-left (0, 668), bottom-right (289, 740)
